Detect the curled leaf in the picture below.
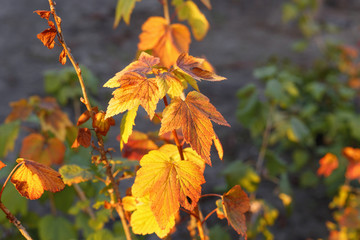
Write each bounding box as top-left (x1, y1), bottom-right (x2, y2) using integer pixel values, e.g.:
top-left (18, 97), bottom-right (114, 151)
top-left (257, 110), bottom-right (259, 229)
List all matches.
top-left (34, 10), bottom-right (51, 20)
top-left (59, 49), bottom-right (67, 65)
top-left (59, 164), bottom-right (93, 186)
top-left (37, 26), bottom-right (58, 49)
top-left (93, 112), bottom-right (115, 136)
top-left (176, 53), bottom-right (226, 81)
top-left (11, 158), bottom-right (65, 200)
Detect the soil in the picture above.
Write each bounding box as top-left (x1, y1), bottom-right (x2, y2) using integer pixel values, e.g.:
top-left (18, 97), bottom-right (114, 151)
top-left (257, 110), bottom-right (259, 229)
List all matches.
top-left (1, 0), bottom-right (359, 239)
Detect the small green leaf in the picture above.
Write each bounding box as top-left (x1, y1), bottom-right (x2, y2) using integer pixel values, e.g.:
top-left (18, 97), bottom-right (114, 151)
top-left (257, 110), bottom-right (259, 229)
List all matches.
top-left (87, 229), bottom-right (114, 240)
top-left (39, 215), bottom-right (77, 240)
top-left (114, 0), bottom-right (140, 27)
top-left (0, 120), bottom-right (20, 158)
top-left (59, 164), bottom-right (94, 186)
top-left (287, 117), bottom-right (310, 143)
top-left (253, 65), bottom-right (277, 79)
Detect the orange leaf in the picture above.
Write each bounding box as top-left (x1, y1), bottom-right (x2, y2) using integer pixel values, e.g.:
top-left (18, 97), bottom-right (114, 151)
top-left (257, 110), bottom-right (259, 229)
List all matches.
top-left (176, 53), bottom-right (226, 81)
top-left (121, 131), bottom-right (158, 161)
top-left (342, 147), bottom-right (360, 162)
top-left (222, 185), bottom-right (250, 238)
top-left (34, 10), bottom-right (51, 20)
top-left (317, 153), bottom-right (338, 177)
top-left (104, 52), bottom-right (160, 88)
top-left (0, 161), bottom-right (6, 171)
top-left (132, 148), bottom-right (205, 229)
top-left (59, 49), bottom-right (67, 65)
top-left (77, 106), bottom-right (98, 126)
top-left (11, 158), bottom-right (65, 200)
top-left (138, 17), bottom-right (191, 68)
top-left (92, 111), bottom-right (115, 136)
top-left (72, 128), bottom-right (92, 148)
top-left (105, 72), bottom-right (160, 119)
top-left (213, 134), bottom-right (224, 160)
top-left (159, 91), bottom-right (230, 165)
top-left (5, 99), bottom-right (33, 123)
top-left (37, 27), bottom-right (57, 49)
top-left (20, 133), bottom-right (66, 166)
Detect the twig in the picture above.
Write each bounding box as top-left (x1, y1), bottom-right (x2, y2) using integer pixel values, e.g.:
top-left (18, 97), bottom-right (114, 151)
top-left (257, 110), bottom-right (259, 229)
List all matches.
top-left (0, 201), bottom-right (33, 240)
top-left (162, 0), bottom-right (170, 24)
top-left (201, 208), bottom-right (217, 225)
top-left (46, 1), bottom-right (132, 239)
top-left (194, 206), bottom-right (209, 240)
top-left (73, 184), bottom-right (96, 219)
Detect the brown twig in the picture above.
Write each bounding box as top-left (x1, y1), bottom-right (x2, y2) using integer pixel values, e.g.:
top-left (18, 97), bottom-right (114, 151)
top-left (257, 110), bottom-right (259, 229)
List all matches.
top-left (201, 208), bottom-right (217, 225)
top-left (46, 1), bottom-right (132, 239)
top-left (0, 201), bottom-right (33, 240)
top-left (73, 184), bottom-right (96, 219)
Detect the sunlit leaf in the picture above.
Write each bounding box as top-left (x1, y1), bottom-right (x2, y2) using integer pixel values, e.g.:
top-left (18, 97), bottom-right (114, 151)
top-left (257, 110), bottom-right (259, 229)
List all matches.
top-left (138, 17), bottom-right (191, 68)
top-left (34, 10), bottom-right (51, 20)
top-left (76, 106), bottom-right (98, 126)
top-left (222, 185), bottom-right (250, 238)
top-left (104, 52), bottom-right (160, 88)
top-left (317, 153), bottom-right (338, 177)
top-left (131, 196), bottom-right (175, 238)
top-left (20, 133), bottom-right (66, 166)
top-left (159, 91), bottom-right (229, 165)
top-left (0, 120), bottom-right (20, 158)
top-left (119, 106), bottom-right (138, 150)
top-left (121, 131), bottom-right (158, 161)
top-left (105, 72), bottom-right (160, 119)
top-left (92, 111), bottom-right (115, 136)
top-left (59, 164), bottom-right (94, 186)
top-left (37, 25), bottom-right (57, 49)
top-left (176, 53), bottom-right (226, 81)
top-left (123, 196), bottom-right (137, 212)
top-left (213, 134), bottom-right (224, 160)
top-left (156, 72), bottom-right (184, 98)
top-left (11, 158), bottom-right (65, 200)
top-left (113, 0), bottom-right (140, 27)
top-left (132, 148), bottom-right (205, 228)
top-left (343, 147), bottom-right (360, 180)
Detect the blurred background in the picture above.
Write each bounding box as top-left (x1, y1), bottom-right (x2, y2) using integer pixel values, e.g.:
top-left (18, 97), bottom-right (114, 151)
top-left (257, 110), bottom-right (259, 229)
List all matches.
top-left (1, 0), bottom-right (360, 239)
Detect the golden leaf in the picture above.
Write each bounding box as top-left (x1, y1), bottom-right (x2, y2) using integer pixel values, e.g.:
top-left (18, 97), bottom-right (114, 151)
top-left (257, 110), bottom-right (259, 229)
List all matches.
top-left (138, 17), bottom-right (191, 68)
top-left (130, 196), bottom-right (175, 238)
top-left (159, 91), bottom-right (230, 165)
top-left (11, 158), bottom-right (65, 200)
top-left (119, 106), bottom-right (138, 150)
top-left (103, 52), bottom-right (160, 88)
top-left (317, 153), bottom-right (338, 177)
top-left (105, 72), bottom-right (160, 119)
top-left (132, 148), bottom-right (205, 229)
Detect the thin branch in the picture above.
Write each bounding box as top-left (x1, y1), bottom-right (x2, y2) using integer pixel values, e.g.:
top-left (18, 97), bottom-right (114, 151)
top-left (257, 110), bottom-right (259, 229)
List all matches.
top-left (0, 162), bottom-right (23, 200)
top-left (162, 0), bottom-right (170, 24)
top-left (194, 206), bottom-right (209, 240)
top-left (201, 208), bottom-right (217, 225)
top-left (201, 193), bottom-right (222, 199)
top-left (73, 184), bottom-right (96, 219)
top-left (0, 201), bottom-right (33, 240)
top-left (46, 1), bottom-right (132, 239)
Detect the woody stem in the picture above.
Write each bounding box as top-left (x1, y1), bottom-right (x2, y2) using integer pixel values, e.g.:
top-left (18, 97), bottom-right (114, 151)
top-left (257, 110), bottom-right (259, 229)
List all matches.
top-left (162, 0), bottom-right (170, 24)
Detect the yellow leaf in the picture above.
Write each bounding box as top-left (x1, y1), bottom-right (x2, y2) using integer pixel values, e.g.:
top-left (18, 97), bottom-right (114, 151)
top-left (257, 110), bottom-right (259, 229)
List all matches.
top-left (159, 91), bottom-right (230, 165)
top-left (131, 196), bottom-right (175, 238)
top-left (11, 158), bottom-right (65, 200)
top-left (103, 52), bottom-right (160, 88)
top-left (176, 53), bottom-right (226, 81)
top-left (138, 17), bottom-right (191, 68)
top-left (105, 72), bottom-right (160, 119)
top-left (156, 72), bottom-right (184, 98)
top-left (123, 196), bottom-right (137, 212)
top-left (132, 149), bottom-right (205, 229)
top-left (213, 134), bottom-right (224, 160)
top-left (119, 106), bottom-right (138, 150)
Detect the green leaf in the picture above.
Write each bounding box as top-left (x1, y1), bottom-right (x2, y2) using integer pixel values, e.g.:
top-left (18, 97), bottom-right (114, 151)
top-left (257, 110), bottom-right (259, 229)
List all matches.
top-left (209, 225), bottom-right (231, 240)
top-left (265, 79), bottom-right (288, 105)
top-left (59, 164), bottom-right (94, 186)
top-left (87, 229), bottom-right (114, 240)
top-left (306, 82), bottom-right (326, 101)
top-left (39, 215), bottom-right (77, 240)
top-left (222, 160), bottom-right (260, 193)
top-left (88, 209), bottom-right (111, 230)
top-left (282, 3), bottom-right (298, 22)
top-left (114, 0), bottom-right (140, 28)
top-left (253, 65), bottom-right (277, 79)
top-left (0, 184), bottom-right (28, 222)
top-left (119, 106), bottom-right (138, 150)
top-left (0, 120), bottom-right (20, 158)
top-left (265, 151), bottom-right (287, 177)
top-left (176, 1), bottom-right (209, 40)
top-left (287, 117), bottom-right (310, 143)
top-left (290, 150), bottom-right (309, 172)
top-left (299, 170), bottom-right (318, 188)
top-left (54, 186), bottom-right (76, 212)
